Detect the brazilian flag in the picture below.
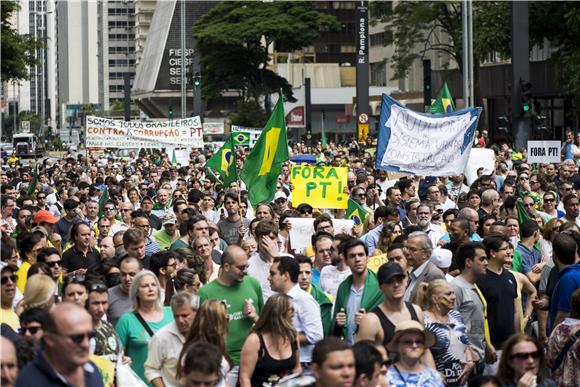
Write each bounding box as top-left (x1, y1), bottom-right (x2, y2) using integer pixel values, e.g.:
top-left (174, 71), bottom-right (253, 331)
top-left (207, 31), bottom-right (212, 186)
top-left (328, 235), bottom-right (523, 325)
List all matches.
top-left (233, 131), bottom-right (250, 146)
top-left (26, 163), bottom-right (39, 196)
top-left (206, 134), bottom-right (237, 187)
top-left (430, 82), bottom-right (455, 114)
top-left (344, 199), bottom-right (369, 226)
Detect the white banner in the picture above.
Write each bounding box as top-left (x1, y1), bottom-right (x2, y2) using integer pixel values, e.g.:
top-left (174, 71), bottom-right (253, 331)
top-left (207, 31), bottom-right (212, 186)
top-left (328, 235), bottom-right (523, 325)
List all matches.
top-left (287, 217), bottom-right (354, 253)
top-left (203, 121), bottom-right (225, 135)
top-left (375, 94), bottom-right (482, 176)
top-left (85, 116), bottom-right (203, 148)
top-left (527, 141), bottom-right (561, 163)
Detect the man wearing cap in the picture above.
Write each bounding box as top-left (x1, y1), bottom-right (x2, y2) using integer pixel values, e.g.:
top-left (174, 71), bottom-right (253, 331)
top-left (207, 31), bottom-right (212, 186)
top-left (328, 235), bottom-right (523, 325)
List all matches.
top-left (273, 191), bottom-right (290, 212)
top-left (153, 213), bottom-right (180, 250)
top-left (358, 262), bottom-right (425, 351)
top-left (430, 248), bottom-right (454, 282)
top-left (32, 210), bottom-right (62, 252)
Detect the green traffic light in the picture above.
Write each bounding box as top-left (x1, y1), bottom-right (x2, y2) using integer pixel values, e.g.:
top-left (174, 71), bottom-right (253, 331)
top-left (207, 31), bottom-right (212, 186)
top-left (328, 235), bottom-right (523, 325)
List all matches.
top-left (523, 104), bottom-right (531, 112)
top-left (194, 79), bottom-right (201, 87)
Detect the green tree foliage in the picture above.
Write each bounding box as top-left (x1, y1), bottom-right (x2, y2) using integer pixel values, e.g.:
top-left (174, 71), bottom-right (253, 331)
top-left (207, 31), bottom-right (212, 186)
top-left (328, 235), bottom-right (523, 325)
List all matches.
top-left (228, 100), bottom-right (268, 128)
top-left (193, 1), bottom-right (339, 104)
top-left (1, 1), bottom-right (42, 82)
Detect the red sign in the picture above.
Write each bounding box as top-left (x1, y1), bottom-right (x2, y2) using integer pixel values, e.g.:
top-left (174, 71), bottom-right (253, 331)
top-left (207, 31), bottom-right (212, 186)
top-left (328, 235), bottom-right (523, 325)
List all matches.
top-left (286, 106), bottom-right (305, 127)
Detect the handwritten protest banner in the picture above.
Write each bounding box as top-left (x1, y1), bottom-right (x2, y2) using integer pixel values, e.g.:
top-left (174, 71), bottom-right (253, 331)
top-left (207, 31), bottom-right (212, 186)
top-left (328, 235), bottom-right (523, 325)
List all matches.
top-left (291, 166), bottom-right (348, 209)
top-left (375, 94), bottom-right (482, 176)
top-left (287, 217), bottom-right (354, 253)
top-left (86, 116), bottom-right (203, 148)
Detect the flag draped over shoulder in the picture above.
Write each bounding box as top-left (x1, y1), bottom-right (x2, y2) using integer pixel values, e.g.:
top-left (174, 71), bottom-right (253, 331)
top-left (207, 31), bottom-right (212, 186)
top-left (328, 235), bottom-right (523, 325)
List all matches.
top-left (375, 93), bottom-right (481, 176)
top-left (206, 134), bottom-right (237, 188)
top-left (344, 199), bottom-right (368, 226)
top-left (430, 82), bottom-right (455, 114)
top-left (240, 93), bottom-right (289, 207)
top-left (26, 164), bottom-right (39, 196)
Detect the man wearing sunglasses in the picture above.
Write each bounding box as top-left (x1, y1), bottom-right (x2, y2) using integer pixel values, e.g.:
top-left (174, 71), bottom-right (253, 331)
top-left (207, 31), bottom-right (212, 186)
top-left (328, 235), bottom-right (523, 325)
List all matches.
top-left (0, 265), bottom-right (19, 330)
top-left (19, 307), bottom-right (49, 343)
top-left (15, 302), bottom-right (104, 386)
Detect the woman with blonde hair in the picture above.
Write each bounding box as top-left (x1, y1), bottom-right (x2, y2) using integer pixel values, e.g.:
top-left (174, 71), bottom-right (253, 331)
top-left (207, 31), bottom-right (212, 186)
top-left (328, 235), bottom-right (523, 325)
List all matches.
top-left (115, 269), bottom-right (173, 384)
top-left (15, 274), bottom-right (57, 315)
top-left (179, 299), bottom-right (231, 386)
top-left (239, 294), bottom-right (301, 387)
top-left (417, 279), bottom-right (479, 386)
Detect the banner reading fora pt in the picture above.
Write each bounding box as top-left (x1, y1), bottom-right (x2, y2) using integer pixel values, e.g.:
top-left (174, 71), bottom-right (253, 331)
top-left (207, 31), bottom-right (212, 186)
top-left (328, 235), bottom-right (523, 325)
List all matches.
top-left (85, 116), bottom-right (204, 148)
top-left (375, 94), bottom-right (482, 176)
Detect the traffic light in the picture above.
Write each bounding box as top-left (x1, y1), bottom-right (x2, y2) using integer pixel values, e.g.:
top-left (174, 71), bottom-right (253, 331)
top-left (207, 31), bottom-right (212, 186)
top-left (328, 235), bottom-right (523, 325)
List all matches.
top-left (519, 79), bottom-right (532, 114)
top-left (534, 114), bottom-right (548, 132)
top-left (193, 72), bottom-right (201, 88)
top-left (497, 115), bottom-right (510, 134)
top-left (168, 107), bottom-right (173, 120)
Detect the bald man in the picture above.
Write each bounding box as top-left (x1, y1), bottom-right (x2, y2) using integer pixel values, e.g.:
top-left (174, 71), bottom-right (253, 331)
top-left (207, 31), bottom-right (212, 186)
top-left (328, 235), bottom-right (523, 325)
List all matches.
top-left (16, 303), bottom-right (104, 387)
top-left (1, 337), bottom-right (17, 387)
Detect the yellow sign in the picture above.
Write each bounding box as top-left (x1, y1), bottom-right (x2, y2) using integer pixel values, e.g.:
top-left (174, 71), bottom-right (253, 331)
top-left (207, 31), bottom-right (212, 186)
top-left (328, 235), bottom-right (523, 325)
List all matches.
top-left (368, 253), bottom-right (388, 273)
top-left (358, 123), bottom-right (369, 142)
top-left (291, 166), bottom-right (348, 209)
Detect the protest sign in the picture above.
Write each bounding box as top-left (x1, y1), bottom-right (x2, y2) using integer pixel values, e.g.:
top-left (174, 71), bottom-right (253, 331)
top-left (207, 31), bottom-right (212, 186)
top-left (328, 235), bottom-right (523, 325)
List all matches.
top-left (464, 148), bottom-right (495, 186)
top-left (527, 141), bottom-right (561, 163)
top-left (86, 116), bottom-right (203, 148)
top-left (231, 125), bottom-right (262, 147)
top-left (287, 218), bottom-right (354, 253)
top-left (368, 253), bottom-right (388, 273)
top-left (291, 166), bottom-right (348, 209)
top-left (375, 94), bottom-right (482, 176)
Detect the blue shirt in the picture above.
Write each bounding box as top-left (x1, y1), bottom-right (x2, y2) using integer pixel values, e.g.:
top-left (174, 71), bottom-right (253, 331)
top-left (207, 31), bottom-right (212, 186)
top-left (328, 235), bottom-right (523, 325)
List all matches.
top-left (312, 267), bottom-right (321, 286)
top-left (516, 242), bottom-right (542, 274)
top-left (549, 264), bottom-right (580, 332)
top-left (365, 223), bottom-right (384, 255)
top-left (386, 365), bottom-right (444, 387)
top-left (345, 284), bottom-right (364, 344)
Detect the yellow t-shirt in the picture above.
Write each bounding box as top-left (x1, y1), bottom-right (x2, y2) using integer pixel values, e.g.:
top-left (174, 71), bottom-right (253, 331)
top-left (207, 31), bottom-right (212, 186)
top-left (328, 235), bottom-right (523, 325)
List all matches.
top-left (0, 307), bottom-right (20, 331)
top-left (16, 261), bottom-right (31, 293)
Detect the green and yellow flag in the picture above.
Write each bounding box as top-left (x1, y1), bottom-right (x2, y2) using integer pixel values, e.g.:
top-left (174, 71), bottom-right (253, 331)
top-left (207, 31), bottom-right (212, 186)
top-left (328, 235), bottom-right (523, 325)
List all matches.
top-left (233, 131), bottom-right (250, 146)
top-left (98, 187), bottom-right (109, 218)
top-left (240, 92), bottom-right (289, 207)
top-left (206, 134), bottom-right (237, 187)
top-left (430, 82), bottom-right (455, 114)
top-left (344, 198), bottom-right (369, 226)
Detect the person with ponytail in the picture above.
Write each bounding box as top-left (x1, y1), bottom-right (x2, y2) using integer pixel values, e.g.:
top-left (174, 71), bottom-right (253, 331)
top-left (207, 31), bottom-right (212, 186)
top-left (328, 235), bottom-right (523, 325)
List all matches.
top-left (417, 279), bottom-right (480, 386)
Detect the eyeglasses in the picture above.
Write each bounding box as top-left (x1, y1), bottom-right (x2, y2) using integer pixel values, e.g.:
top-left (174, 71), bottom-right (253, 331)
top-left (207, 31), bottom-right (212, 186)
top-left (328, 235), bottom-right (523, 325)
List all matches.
top-left (45, 260), bottom-right (62, 268)
top-left (520, 176), bottom-right (529, 180)
top-left (37, 196), bottom-right (46, 199)
top-left (1, 274), bottom-right (17, 285)
top-left (104, 207), bottom-right (115, 211)
top-left (563, 188), bottom-right (573, 191)
top-left (19, 326), bottom-right (42, 335)
top-left (510, 351), bottom-right (541, 360)
top-left (57, 330), bottom-right (96, 344)
top-left (400, 339), bottom-right (424, 347)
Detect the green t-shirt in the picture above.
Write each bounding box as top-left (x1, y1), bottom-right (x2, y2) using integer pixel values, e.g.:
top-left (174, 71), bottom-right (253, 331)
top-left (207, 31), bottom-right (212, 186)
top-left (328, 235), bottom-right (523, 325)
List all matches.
top-left (115, 306), bottom-right (174, 385)
top-left (198, 277), bottom-right (264, 365)
top-left (169, 238), bottom-right (190, 251)
top-left (152, 229), bottom-right (178, 250)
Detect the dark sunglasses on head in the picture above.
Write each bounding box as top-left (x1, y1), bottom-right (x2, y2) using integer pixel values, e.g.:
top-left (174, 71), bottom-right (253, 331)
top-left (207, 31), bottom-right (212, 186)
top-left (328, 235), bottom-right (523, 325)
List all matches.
top-left (19, 326), bottom-right (42, 335)
top-left (1, 275), bottom-right (17, 285)
top-left (46, 260), bottom-right (61, 268)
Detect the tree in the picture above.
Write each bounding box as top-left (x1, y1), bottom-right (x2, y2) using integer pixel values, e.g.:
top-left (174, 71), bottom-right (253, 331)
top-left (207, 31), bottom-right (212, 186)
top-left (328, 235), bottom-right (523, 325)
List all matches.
top-left (193, 1), bottom-right (339, 105)
top-left (1, 1), bottom-right (42, 82)
top-left (228, 100), bottom-right (268, 128)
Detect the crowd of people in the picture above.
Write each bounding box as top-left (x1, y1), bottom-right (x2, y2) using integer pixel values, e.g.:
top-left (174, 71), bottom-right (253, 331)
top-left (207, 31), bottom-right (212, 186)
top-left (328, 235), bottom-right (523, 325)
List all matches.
top-left (1, 134), bottom-right (580, 387)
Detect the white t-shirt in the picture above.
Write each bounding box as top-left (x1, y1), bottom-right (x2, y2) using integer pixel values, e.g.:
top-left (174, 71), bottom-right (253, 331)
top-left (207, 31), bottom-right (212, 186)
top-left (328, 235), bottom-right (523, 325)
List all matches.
top-left (319, 265), bottom-right (351, 299)
top-left (247, 253), bottom-right (274, 301)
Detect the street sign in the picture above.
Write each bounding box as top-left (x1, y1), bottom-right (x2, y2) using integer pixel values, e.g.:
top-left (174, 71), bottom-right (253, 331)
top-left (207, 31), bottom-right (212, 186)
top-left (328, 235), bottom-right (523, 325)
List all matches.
top-left (358, 113), bottom-right (368, 124)
top-left (21, 121), bottom-right (30, 132)
top-left (527, 141), bottom-right (561, 163)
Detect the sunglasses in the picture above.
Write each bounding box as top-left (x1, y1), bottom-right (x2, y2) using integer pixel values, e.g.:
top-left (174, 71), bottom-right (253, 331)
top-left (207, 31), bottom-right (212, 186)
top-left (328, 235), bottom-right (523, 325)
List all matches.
top-left (400, 339), bottom-right (424, 347)
top-left (120, 209), bottom-right (132, 212)
top-left (19, 326), bottom-right (42, 335)
top-left (46, 260), bottom-right (61, 268)
top-left (544, 198), bottom-right (555, 203)
top-left (104, 207), bottom-right (115, 211)
top-left (37, 196), bottom-right (46, 199)
top-left (510, 350), bottom-right (541, 361)
top-left (60, 330), bottom-right (96, 344)
top-left (1, 275), bottom-right (17, 285)
top-left (89, 283), bottom-right (108, 292)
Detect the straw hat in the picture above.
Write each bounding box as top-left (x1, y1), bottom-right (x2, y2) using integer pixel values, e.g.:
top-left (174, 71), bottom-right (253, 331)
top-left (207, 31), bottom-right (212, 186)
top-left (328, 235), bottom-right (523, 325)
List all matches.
top-left (386, 320), bottom-right (436, 352)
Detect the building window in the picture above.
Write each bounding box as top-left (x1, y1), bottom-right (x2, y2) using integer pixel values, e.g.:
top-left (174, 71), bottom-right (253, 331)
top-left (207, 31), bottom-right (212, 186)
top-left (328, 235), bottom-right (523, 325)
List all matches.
top-left (371, 61), bottom-right (387, 86)
top-left (332, 2), bottom-right (356, 9)
top-left (340, 45), bottom-right (356, 53)
top-left (370, 31), bottom-right (393, 47)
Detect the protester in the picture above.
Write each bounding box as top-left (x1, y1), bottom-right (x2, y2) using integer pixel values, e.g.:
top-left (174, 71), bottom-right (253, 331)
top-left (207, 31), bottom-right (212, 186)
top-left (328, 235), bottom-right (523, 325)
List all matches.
top-left (310, 337), bottom-right (355, 387)
top-left (180, 343), bottom-right (224, 387)
top-left (1, 336), bottom-right (18, 387)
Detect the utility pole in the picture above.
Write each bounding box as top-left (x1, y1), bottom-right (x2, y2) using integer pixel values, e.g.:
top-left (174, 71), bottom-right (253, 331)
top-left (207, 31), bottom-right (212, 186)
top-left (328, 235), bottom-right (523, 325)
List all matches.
top-left (511, 1), bottom-right (531, 150)
top-left (180, 0), bottom-right (187, 118)
top-left (462, 0), bottom-right (474, 107)
top-left (356, 1), bottom-right (369, 142)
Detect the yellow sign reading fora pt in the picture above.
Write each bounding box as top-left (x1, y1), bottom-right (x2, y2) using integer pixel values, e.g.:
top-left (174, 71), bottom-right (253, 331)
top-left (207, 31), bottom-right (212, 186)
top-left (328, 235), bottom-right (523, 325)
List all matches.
top-left (291, 166), bottom-right (348, 209)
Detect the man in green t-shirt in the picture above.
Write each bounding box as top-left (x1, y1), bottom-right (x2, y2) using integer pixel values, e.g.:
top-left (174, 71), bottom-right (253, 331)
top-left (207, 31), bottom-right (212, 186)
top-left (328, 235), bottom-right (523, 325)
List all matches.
top-left (198, 245), bottom-right (263, 386)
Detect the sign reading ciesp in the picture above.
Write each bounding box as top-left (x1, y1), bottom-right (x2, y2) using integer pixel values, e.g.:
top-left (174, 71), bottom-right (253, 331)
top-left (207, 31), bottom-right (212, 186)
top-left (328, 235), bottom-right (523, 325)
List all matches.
top-left (291, 166), bottom-right (348, 209)
top-left (85, 116), bottom-right (203, 148)
top-left (527, 141), bottom-right (561, 163)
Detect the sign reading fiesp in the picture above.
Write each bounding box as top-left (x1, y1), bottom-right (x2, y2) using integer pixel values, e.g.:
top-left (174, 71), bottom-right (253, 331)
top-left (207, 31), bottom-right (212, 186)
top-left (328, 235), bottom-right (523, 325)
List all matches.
top-left (527, 141), bottom-right (561, 163)
top-left (85, 116), bottom-right (203, 148)
top-left (291, 166), bottom-right (348, 209)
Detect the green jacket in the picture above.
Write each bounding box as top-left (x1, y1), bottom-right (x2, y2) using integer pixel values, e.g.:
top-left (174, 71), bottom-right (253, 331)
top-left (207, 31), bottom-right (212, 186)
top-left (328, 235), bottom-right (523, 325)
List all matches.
top-left (309, 283), bottom-right (333, 337)
top-left (331, 269), bottom-right (383, 339)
